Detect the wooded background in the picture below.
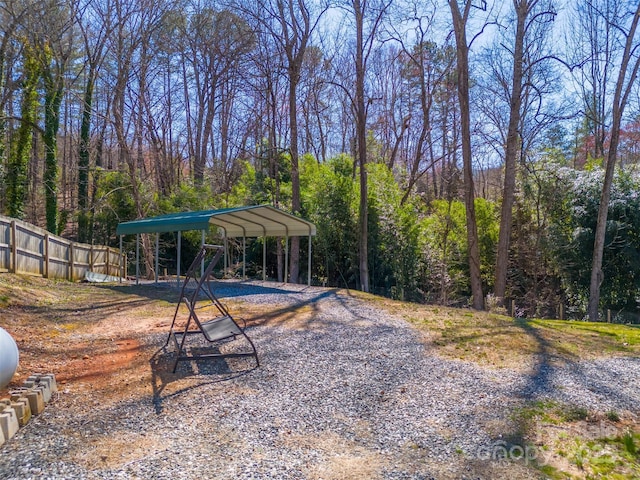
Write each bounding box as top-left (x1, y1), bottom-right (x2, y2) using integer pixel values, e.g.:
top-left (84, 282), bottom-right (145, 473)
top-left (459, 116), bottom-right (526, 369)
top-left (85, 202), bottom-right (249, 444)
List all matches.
top-left (1, 0), bottom-right (640, 322)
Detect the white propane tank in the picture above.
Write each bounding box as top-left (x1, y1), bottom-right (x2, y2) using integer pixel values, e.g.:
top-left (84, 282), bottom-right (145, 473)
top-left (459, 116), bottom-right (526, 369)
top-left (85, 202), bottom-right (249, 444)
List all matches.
top-left (0, 327), bottom-right (19, 389)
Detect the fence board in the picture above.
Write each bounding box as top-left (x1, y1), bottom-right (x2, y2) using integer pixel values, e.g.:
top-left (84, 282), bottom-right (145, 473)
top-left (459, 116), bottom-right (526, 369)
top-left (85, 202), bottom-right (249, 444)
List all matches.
top-left (49, 235), bottom-right (70, 279)
top-left (0, 217), bottom-right (11, 272)
top-left (15, 223), bottom-right (45, 276)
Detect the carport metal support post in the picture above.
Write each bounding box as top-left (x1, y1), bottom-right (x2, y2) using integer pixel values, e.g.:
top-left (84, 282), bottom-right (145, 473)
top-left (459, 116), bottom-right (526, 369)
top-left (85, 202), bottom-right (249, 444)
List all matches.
top-left (263, 236), bottom-right (266, 281)
top-left (155, 232), bottom-right (159, 284)
top-left (135, 233), bottom-right (140, 285)
top-left (284, 236), bottom-right (289, 284)
top-left (201, 230), bottom-right (205, 276)
top-left (177, 231), bottom-right (181, 288)
top-left (308, 234), bottom-right (312, 286)
top-left (119, 235), bottom-right (123, 283)
top-left (243, 236), bottom-right (246, 279)
top-left (224, 234), bottom-right (228, 275)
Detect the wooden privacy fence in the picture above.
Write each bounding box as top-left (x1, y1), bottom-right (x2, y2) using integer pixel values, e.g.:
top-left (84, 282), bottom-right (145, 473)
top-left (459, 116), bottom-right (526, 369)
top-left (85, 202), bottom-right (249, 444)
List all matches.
top-left (0, 215), bottom-right (124, 281)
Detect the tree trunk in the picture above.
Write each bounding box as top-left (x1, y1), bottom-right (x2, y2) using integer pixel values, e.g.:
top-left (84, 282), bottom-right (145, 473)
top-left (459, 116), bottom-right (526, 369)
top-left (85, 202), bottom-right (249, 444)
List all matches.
top-left (289, 70), bottom-right (301, 283)
top-left (449, 0), bottom-right (484, 309)
top-left (354, 0), bottom-right (369, 293)
top-left (43, 73), bottom-right (63, 234)
top-left (78, 72), bottom-right (94, 243)
top-left (495, 0), bottom-right (528, 301)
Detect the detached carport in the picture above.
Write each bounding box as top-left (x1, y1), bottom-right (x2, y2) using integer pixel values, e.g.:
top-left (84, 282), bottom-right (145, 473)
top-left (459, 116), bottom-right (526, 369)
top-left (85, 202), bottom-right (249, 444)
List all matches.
top-left (115, 205), bottom-right (317, 285)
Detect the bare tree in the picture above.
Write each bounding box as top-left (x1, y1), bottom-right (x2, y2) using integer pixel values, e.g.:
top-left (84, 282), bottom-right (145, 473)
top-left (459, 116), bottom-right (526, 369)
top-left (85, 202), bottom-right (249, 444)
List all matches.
top-left (241, 15), bottom-right (289, 280)
top-left (274, 0), bottom-right (324, 283)
top-left (586, 1), bottom-right (640, 321)
top-left (569, 0), bottom-right (617, 160)
top-left (350, 0), bottom-right (392, 292)
top-left (237, 0), bottom-right (325, 282)
top-left (491, 0), bottom-right (558, 302)
top-left (448, 0), bottom-right (484, 309)
top-left (105, 0), bottom-right (169, 277)
top-left (76, 0), bottom-right (114, 242)
top-left (179, 5), bottom-right (253, 186)
top-left (368, 44), bottom-right (404, 169)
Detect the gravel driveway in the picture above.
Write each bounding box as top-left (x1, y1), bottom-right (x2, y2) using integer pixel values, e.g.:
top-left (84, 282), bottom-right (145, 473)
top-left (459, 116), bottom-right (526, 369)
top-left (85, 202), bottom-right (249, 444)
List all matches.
top-left (1, 281), bottom-right (638, 479)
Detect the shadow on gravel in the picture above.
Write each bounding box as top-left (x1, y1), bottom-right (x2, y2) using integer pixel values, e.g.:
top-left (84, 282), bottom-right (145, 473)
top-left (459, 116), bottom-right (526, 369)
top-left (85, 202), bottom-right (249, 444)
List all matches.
top-left (99, 282), bottom-right (181, 302)
top-left (241, 288), bottom-right (341, 329)
top-left (512, 318), bottom-right (638, 407)
top-left (149, 345), bottom-right (258, 414)
top-left (482, 318), bottom-right (560, 460)
top-left (212, 280), bottom-right (318, 298)
top-left (509, 318), bottom-right (639, 403)
top-left (513, 318), bottom-right (556, 397)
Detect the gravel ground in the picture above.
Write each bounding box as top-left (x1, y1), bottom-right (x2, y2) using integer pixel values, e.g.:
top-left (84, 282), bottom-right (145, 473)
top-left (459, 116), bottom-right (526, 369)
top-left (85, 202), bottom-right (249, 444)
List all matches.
top-left (0, 281), bottom-right (638, 479)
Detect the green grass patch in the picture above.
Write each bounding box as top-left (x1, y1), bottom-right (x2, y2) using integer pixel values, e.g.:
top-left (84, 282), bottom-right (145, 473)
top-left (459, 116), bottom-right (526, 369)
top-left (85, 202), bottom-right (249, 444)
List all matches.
top-left (513, 400), bottom-right (593, 430)
top-left (529, 319), bottom-right (640, 351)
top-left (514, 399), bottom-right (562, 424)
top-left (561, 406), bottom-right (589, 422)
top-left (536, 464), bottom-right (572, 479)
top-left (619, 431), bottom-right (639, 457)
top-left (606, 411), bottom-right (621, 422)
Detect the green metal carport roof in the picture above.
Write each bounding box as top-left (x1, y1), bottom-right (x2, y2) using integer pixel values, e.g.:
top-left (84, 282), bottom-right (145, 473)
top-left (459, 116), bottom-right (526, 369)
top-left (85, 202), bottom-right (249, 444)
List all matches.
top-left (115, 204), bottom-right (316, 237)
top-left (115, 205), bottom-right (316, 285)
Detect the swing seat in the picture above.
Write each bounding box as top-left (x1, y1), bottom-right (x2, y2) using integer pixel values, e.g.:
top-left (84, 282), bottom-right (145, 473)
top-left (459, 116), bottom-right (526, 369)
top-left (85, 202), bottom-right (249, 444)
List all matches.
top-left (200, 315), bottom-right (242, 342)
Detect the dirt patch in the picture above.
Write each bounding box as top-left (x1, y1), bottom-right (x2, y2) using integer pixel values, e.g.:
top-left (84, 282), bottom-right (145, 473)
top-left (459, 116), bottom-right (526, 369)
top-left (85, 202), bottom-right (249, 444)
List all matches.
top-left (0, 275), bottom-right (174, 398)
top-left (71, 432), bottom-right (164, 469)
top-left (283, 431), bottom-right (385, 480)
top-left (55, 338), bottom-right (143, 384)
